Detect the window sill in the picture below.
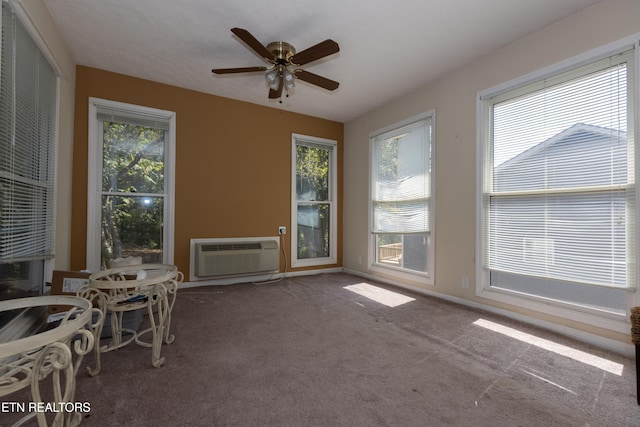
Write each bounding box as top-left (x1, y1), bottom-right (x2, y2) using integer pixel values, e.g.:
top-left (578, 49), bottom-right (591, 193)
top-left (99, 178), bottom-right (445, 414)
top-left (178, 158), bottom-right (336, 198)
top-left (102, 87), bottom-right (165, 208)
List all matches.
top-left (370, 263), bottom-right (434, 286)
top-left (476, 285), bottom-right (631, 335)
top-left (291, 257), bottom-right (337, 269)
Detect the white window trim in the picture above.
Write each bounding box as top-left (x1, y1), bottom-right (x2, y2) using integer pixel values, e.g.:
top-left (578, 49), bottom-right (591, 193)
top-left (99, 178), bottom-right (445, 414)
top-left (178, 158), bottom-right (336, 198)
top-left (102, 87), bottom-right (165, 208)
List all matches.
top-left (368, 110), bottom-right (436, 285)
top-left (291, 134), bottom-right (337, 268)
top-left (86, 98), bottom-right (176, 272)
top-left (476, 34), bottom-right (640, 335)
top-left (5, 0), bottom-right (65, 76)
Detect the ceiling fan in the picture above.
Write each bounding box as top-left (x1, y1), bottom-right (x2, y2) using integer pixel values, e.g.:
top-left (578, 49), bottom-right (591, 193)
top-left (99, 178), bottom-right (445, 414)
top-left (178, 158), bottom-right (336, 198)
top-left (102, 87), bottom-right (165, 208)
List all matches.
top-left (212, 28), bottom-right (340, 101)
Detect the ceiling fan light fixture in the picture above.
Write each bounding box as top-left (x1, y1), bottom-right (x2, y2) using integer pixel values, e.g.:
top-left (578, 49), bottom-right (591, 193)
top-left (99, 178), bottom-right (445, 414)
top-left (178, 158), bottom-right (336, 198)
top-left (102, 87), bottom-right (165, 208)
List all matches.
top-left (283, 68), bottom-right (295, 90)
top-left (265, 68), bottom-right (279, 90)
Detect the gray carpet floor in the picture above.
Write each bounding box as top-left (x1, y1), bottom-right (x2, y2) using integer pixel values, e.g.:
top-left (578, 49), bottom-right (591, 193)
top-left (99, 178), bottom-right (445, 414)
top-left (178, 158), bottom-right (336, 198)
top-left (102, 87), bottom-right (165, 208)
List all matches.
top-left (4, 272), bottom-right (640, 426)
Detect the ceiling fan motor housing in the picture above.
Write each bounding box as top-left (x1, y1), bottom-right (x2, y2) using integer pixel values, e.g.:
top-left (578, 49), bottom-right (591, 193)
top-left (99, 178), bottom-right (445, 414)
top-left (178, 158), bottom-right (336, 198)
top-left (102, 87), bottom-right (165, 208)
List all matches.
top-left (267, 41), bottom-right (296, 64)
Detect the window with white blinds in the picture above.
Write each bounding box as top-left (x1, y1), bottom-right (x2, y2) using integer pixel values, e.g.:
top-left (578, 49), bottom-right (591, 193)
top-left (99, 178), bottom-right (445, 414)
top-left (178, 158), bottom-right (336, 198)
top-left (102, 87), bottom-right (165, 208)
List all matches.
top-left (0, 2), bottom-right (57, 262)
top-left (291, 134), bottom-right (337, 268)
top-left (371, 114), bottom-right (434, 277)
top-left (479, 46), bottom-right (636, 315)
top-left (86, 98), bottom-right (176, 272)
top-left (372, 119), bottom-right (431, 234)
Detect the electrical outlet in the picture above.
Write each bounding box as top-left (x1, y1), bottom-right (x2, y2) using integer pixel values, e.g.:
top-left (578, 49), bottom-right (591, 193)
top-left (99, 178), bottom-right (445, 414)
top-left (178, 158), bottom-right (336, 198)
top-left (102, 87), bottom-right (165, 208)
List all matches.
top-left (461, 276), bottom-right (469, 289)
top-left (278, 226), bottom-right (286, 235)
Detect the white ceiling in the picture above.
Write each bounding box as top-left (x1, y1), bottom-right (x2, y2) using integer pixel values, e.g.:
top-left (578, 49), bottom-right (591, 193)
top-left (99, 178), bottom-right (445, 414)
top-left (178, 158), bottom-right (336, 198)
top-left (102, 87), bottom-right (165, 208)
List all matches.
top-left (43, 0), bottom-right (602, 123)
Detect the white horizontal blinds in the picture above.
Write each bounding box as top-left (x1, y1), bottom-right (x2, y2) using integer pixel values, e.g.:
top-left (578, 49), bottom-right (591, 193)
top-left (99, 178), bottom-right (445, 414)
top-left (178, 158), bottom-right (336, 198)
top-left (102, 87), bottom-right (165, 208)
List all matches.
top-left (0, 3), bottom-right (57, 262)
top-left (372, 118), bottom-right (431, 234)
top-left (297, 139), bottom-right (334, 151)
top-left (486, 47), bottom-right (635, 288)
top-left (96, 107), bottom-right (170, 130)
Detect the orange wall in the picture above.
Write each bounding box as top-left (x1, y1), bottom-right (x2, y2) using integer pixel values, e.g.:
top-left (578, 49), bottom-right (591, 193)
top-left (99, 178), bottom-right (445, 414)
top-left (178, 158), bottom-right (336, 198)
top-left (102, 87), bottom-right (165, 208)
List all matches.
top-left (70, 66), bottom-right (343, 276)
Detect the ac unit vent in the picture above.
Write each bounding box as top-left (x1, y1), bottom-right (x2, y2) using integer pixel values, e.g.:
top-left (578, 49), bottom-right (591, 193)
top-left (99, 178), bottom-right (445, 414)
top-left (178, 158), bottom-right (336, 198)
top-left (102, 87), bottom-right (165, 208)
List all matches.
top-left (193, 239), bottom-right (279, 278)
top-left (201, 243), bottom-right (262, 252)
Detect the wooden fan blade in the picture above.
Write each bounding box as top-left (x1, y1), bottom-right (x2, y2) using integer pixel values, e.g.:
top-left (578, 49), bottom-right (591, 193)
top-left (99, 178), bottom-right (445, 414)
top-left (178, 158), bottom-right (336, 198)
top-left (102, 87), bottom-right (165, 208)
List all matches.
top-left (268, 77), bottom-right (283, 99)
top-left (212, 66), bottom-right (267, 74)
top-left (291, 39), bottom-right (339, 66)
top-left (295, 70), bottom-right (339, 91)
top-left (231, 28), bottom-right (275, 61)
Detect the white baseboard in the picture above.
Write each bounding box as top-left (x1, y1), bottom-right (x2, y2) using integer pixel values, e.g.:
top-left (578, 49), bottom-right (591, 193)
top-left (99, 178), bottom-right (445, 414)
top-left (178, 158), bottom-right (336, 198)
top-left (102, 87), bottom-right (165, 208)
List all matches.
top-left (179, 267), bottom-right (343, 288)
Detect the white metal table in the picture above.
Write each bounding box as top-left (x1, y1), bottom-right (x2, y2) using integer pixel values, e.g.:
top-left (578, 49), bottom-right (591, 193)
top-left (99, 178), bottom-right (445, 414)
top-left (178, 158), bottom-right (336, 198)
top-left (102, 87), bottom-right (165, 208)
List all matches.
top-left (86, 264), bottom-right (182, 372)
top-left (0, 295), bottom-right (100, 427)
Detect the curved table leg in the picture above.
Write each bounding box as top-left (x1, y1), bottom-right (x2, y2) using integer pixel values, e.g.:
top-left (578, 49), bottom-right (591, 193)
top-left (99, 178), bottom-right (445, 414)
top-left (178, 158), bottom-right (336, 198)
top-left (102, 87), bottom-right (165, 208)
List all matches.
top-left (149, 289), bottom-right (166, 368)
top-left (163, 280), bottom-right (179, 345)
top-left (28, 329), bottom-right (95, 427)
top-left (76, 286), bottom-right (106, 377)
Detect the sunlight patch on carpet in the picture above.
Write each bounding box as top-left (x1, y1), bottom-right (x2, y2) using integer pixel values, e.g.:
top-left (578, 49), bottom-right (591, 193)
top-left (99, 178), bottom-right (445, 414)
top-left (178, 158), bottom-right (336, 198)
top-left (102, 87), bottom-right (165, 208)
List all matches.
top-left (344, 283), bottom-right (415, 307)
top-left (473, 318), bottom-right (623, 376)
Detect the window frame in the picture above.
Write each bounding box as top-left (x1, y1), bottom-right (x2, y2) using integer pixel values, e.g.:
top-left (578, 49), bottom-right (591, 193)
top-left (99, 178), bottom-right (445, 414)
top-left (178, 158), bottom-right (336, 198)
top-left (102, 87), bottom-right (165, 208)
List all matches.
top-left (368, 111), bottom-right (436, 284)
top-left (86, 98), bottom-right (176, 272)
top-left (291, 133), bottom-right (338, 268)
top-left (476, 35), bottom-right (640, 333)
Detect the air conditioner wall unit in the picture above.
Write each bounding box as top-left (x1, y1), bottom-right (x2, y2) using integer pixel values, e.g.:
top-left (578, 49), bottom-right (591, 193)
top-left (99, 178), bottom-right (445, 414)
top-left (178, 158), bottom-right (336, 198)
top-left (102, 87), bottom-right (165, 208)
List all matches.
top-left (193, 238), bottom-right (279, 278)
